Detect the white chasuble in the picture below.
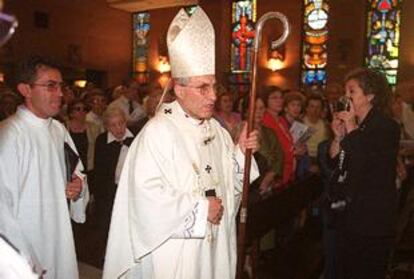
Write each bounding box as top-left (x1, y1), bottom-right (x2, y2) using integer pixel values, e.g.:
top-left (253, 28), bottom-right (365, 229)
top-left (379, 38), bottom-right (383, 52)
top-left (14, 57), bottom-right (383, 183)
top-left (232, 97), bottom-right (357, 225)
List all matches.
top-left (0, 106), bottom-right (89, 279)
top-left (103, 101), bottom-right (258, 279)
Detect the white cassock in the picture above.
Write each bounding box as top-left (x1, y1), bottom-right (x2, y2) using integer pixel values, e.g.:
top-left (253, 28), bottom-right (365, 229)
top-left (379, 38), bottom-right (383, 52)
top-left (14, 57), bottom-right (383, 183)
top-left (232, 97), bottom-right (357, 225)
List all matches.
top-left (0, 234), bottom-right (38, 279)
top-left (103, 101), bottom-right (258, 279)
top-left (0, 106), bottom-right (89, 279)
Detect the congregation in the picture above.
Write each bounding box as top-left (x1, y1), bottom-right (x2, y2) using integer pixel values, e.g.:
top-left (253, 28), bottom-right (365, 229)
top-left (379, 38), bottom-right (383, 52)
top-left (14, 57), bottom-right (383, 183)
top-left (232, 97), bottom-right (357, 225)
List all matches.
top-left (1, 56), bottom-right (414, 278)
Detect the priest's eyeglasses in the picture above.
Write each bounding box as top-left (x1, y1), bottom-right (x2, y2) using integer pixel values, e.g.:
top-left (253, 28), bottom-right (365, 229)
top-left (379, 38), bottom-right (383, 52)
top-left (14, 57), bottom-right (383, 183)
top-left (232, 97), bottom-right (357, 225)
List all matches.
top-left (31, 81), bottom-right (67, 92)
top-left (184, 84), bottom-right (218, 96)
top-left (0, 11), bottom-right (18, 47)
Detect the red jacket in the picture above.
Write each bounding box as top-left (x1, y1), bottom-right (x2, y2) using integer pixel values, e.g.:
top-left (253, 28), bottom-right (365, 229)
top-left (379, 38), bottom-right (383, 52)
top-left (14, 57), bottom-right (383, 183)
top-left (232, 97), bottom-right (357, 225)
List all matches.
top-left (262, 111), bottom-right (295, 187)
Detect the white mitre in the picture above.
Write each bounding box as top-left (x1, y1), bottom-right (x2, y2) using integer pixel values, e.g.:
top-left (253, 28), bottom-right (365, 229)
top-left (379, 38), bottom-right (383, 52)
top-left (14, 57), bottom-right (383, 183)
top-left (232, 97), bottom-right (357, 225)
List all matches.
top-left (167, 7), bottom-right (215, 78)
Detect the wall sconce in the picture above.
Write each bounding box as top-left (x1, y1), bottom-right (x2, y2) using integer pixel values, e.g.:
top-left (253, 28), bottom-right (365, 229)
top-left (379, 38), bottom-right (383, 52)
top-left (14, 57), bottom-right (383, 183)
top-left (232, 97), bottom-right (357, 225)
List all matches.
top-left (267, 47), bottom-right (285, 72)
top-left (158, 56), bottom-right (171, 74)
top-left (74, 79), bottom-right (87, 88)
top-left (0, 72), bottom-right (4, 82)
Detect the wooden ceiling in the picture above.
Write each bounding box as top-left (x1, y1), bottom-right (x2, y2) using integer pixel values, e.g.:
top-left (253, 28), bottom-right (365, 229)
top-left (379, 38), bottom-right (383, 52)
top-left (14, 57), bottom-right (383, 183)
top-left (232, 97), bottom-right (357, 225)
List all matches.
top-left (107, 0), bottom-right (199, 12)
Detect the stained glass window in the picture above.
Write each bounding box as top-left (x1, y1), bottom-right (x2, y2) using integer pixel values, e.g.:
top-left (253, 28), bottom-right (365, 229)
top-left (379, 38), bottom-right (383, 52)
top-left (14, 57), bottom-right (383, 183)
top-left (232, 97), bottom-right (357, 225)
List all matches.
top-left (365, 0), bottom-right (402, 86)
top-left (229, 0), bottom-right (256, 95)
top-left (301, 0), bottom-right (329, 88)
top-left (133, 12), bottom-right (150, 84)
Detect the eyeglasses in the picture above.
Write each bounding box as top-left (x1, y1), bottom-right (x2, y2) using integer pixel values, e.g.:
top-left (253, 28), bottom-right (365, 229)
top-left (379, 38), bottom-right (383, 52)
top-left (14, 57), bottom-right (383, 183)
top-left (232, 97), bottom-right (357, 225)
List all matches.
top-left (182, 83), bottom-right (217, 96)
top-left (0, 12), bottom-right (18, 47)
top-left (91, 98), bottom-right (107, 105)
top-left (31, 81), bottom-right (67, 92)
top-left (73, 106), bottom-right (87, 112)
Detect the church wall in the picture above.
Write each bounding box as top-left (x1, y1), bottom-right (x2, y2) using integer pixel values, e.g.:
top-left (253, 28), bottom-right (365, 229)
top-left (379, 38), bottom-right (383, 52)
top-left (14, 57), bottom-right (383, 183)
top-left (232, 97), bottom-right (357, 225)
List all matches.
top-left (398, 0), bottom-right (414, 84)
top-left (1, 0), bottom-right (414, 91)
top-left (325, 0), bottom-right (366, 87)
top-left (1, 0), bottom-right (131, 88)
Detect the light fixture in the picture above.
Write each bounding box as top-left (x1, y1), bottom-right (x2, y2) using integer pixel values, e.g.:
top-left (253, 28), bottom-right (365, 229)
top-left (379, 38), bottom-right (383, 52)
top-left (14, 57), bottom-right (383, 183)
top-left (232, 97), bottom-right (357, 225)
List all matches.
top-left (0, 72), bottom-right (4, 82)
top-left (158, 56), bottom-right (171, 74)
top-left (267, 48), bottom-right (285, 72)
top-left (74, 80), bottom-right (87, 88)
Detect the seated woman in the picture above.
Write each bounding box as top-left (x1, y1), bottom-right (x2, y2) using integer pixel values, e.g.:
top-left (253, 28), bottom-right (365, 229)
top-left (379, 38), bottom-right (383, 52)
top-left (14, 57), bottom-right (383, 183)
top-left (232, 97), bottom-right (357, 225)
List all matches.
top-left (214, 86), bottom-right (241, 141)
top-left (282, 91), bottom-right (310, 178)
top-left (262, 86), bottom-right (295, 188)
top-left (237, 95), bottom-right (284, 199)
top-left (93, 107), bottom-right (135, 235)
top-left (281, 90), bottom-right (305, 126)
top-left (66, 98), bottom-right (101, 172)
top-left (0, 87), bottom-right (20, 121)
top-left (236, 95), bottom-right (285, 273)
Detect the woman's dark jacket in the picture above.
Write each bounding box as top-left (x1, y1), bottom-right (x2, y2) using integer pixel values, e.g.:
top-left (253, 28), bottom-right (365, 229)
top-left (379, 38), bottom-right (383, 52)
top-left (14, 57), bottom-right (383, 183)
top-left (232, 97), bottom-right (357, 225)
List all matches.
top-left (338, 108), bottom-right (400, 237)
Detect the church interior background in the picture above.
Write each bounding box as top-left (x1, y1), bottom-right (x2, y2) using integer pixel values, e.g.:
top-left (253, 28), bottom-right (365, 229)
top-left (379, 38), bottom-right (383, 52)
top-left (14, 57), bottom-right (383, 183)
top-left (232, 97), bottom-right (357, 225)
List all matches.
top-left (1, 0), bottom-right (414, 92)
top-left (1, 0), bottom-right (414, 278)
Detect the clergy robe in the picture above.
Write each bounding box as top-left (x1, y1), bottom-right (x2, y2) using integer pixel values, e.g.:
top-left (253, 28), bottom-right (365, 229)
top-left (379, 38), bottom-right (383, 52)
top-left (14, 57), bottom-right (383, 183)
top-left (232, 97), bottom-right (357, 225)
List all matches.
top-left (0, 106), bottom-right (89, 279)
top-left (0, 234), bottom-right (39, 279)
top-left (103, 101), bottom-right (258, 279)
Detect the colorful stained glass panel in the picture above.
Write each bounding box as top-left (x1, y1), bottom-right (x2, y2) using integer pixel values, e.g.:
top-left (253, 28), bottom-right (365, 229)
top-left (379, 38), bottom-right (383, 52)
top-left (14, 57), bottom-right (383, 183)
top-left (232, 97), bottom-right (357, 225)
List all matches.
top-left (133, 12), bottom-right (150, 84)
top-left (229, 0), bottom-right (257, 96)
top-left (301, 0), bottom-right (329, 88)
top-left (231, 0), bottom-right (257, 74)
top-left (365, 0), bottom-right (402, 85)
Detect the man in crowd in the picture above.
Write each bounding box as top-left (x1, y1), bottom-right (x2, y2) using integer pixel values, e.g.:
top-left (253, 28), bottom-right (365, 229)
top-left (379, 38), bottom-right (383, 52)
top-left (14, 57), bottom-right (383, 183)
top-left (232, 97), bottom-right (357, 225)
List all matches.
top-left (0, 55), bottom-right (89, 279)
top-left (85, 89), bottom-right (107, 132)
top-left (108, 79), bottom-right (146, 128)
top-left (302, 94), bottom-right (330, 162)
top-left (103, 7), bottom-right (259, 279)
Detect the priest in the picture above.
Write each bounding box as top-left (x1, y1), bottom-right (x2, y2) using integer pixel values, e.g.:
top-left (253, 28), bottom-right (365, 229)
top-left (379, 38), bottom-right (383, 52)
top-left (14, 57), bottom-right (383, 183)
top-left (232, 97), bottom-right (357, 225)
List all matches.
top-left (0, 56), bottom-right (89, 279)
top-left (103, 7), bottom-right (259, 279)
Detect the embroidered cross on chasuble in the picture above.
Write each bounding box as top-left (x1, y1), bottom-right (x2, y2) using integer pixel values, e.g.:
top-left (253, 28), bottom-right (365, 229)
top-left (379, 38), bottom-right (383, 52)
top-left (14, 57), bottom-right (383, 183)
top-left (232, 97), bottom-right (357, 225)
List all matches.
top-left (205, 164), bottom-right (212, 173)
top-left (196, 121), bottom-right (221, 195)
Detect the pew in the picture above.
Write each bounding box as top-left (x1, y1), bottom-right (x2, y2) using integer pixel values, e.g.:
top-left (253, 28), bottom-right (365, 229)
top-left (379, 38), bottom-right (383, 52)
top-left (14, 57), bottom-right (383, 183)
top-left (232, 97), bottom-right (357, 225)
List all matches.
top-left (244, 174), bottom-right (323, 279)
top-left (247, 174), bottom-right (322, 239)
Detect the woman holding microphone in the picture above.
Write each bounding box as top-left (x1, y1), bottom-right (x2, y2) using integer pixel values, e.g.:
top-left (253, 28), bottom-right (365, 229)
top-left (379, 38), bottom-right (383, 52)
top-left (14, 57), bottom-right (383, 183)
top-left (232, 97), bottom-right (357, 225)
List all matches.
top-left (329, 68), bottom-right (400, 279)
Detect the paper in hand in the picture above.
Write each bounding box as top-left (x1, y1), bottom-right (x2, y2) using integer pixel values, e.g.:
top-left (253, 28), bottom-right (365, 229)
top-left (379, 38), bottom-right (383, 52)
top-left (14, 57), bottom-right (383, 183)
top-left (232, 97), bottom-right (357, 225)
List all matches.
top-left (289, 121), bottom-right (315, 145)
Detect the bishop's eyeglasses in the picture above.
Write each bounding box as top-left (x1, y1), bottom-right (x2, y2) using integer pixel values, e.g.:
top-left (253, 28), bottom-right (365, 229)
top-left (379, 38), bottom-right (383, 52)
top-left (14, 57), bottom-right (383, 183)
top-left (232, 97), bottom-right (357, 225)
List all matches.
top-left (182, 83), bottom-right (218, 96)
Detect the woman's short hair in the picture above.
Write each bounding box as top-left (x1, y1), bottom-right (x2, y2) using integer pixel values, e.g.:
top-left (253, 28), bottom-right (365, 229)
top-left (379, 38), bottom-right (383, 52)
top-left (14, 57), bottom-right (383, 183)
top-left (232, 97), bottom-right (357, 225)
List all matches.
top-left (240, 95), bottom-right (265, 120)
top-left (305, 94), bottom-right (324, 109)
top-left (345, 68), bottom-right (391, 114)
top-left (67, 99), bottom-right (86, 116)
top-left (261, 86), bottom-right (283, 107)
top-left (283, 90), bottom-right (305, 108)
top-left (215, 85), bottom-right (234, 110)
top-left (103, 106), bottom-right (126, 127)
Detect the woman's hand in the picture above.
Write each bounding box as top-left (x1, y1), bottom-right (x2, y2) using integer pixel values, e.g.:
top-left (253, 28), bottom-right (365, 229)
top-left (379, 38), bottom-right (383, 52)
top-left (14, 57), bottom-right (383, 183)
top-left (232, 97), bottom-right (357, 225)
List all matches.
top-left (331, 114), bottom-right (346, 139)
top-left (259, 172), bottom-right (275, 196)
top-left (335, 100), bottom-right (358, 133)
top-left (294, 143), bottom-right (307, 157)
